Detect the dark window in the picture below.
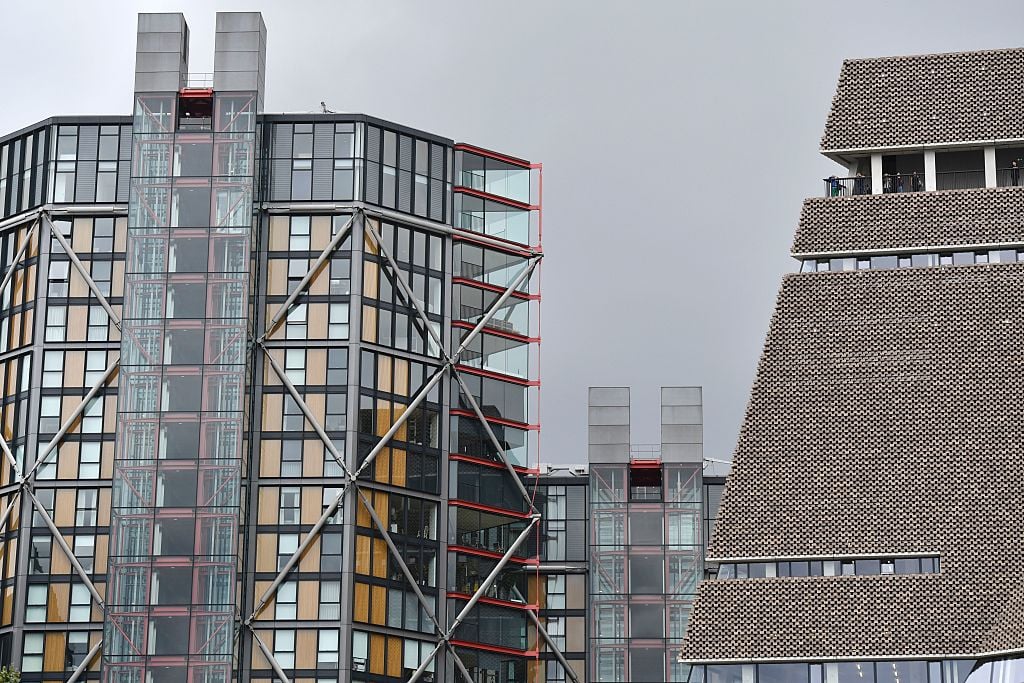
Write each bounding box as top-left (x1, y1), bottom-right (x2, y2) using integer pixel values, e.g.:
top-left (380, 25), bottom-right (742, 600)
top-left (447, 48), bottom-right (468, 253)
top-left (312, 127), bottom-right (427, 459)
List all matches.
top-left (628, 553), bottom-right (664, 593)
top-left (629, 465), bottom-right (662, 501)
top-left (759, 664), bottom-right (810, 683)
top-left (855, 559), bottom-right (881, 575)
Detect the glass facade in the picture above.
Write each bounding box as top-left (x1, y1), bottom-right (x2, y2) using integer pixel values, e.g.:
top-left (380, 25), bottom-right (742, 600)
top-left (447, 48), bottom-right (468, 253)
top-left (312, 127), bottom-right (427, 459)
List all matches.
top-left (0, 11), bottom-right (552, 683)
top-left (104, 89), bottom-right (258, 682)
top-left (590, 462), bottom-right (704, 683)
top-left (691, 660), bottom-right (979, 683)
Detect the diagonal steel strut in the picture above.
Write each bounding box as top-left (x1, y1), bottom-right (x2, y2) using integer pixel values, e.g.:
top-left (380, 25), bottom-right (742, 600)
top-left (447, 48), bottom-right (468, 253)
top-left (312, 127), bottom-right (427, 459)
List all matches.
top-left (66, 638), bottom-right (103, 683)
top-left (0, 217), bottom-right (39, 301)
top-left (0, 491), bottom-right (20, 539)
top-left (248, 624), bottom-right (293, 683)
top-left (246, 233), bottom-right (543, 679)
top-left (353, 485), bottom-right (476, 683)
top-left (364, 220), bottom-right (539, 512)
top-left (27, 490), bottom-right (104, 607)
top-left (25, 357), bottom-right (119, 482)
top-left (513, 584), bottom-right (581, 683)
top-left (260, 211), bottom-right (355, 342)
top-left (407, 515), bottom-right (540, 683)
top-left (260, 344), bottom-right (350, 475)
top-left (42, 213), bottom-right (122, 330)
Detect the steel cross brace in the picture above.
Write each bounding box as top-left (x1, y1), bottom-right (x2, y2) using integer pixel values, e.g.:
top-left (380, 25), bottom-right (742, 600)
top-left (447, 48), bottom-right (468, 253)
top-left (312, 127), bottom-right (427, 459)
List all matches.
top-left (407, 515), bottom-right (540, 683)
top-left (352, 484), bottom-right (476, 683)
top-left (363, 221), bottom-right (540, 514)
top-left (246, 228), bottom-right (542, 680)
top-left (246, 361), bottom-right (448, 622)
top-left (0, 218), bottom-right (42, 481)
top-left (4, 355), bottom-right (121, 621)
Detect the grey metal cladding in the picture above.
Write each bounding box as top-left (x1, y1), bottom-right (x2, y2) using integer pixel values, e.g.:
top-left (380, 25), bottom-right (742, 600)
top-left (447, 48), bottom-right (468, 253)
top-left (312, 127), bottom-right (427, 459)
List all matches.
top-left (399, 136), bottom-right (413, 171)
top-left (565, 486), bottom-right (587, 519)
top-left (75, 161), bottom-right (96, 202)
top-left (213, 31), bottom-right (262, 53)
top-left (589, 386), bottom-right (630, 408)
top-left (215, 11), bottom-right (265, 34)
top-left (565, 520), bottom-right (586, 561)
top-left (134, 52), bottom-right (185, 72)
top-left (588, 406), bottom-right (629, 427)
top-left (272, 125), bottom-right (292, 159)
top-left (118, 127), bottom-right (133, 161)
top-left (116, 162), bottom-right (130, 203)
top-left (794, 186), bottom-right (1024, 254)
top-left (398, 171), bottom-right (412, 213)
top-left (367, 126), bottom-right (381, 162)
top-left (588, 425), bottom-right (629, 447)
top-left (429, 179), bottom-right (443, 221)
top-left (138, 12), bottom-right (187, 33)
top-left (588, 443), bottom-right (629, 463)
top-left (682, 264), bottom-right (1024, 660)
top-left (134, 71), bottom-right (184, 93)
top-left (312, 159), bottom-right (333, 200)
top-left (663, 386), bottom-right (702, 406)
top-left (270, 159), bottom-right (291, 201)
top-left (77, 127), bottom-right (99, 161)
top-left (662, 424), bottom-right (702, 445)
top-left (820, 48), bottom-right (1024, 150)
top-left (214, 71), bottom-right (263, 93)
top-left (365, 161), bottom-right (380, 204)
top-left (662, 405), bottom-right (703, 427)
top-left (661, 443), bottom-right (702, 462)
top-left (213, 50), bottom-right (263, 73)
top-left (313, 124), bottom-right (333, 159)
top-left (135, 32), bottom-right (187, 54)
top-left (431, 144), bottom-right (444, 179)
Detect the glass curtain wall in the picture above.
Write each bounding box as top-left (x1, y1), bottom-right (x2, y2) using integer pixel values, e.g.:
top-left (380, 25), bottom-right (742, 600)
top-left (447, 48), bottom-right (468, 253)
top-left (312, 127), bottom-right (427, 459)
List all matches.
top-left (104, 90), bottom-right (257, 683)
top-left (590, 463), bottom-right (704, 683)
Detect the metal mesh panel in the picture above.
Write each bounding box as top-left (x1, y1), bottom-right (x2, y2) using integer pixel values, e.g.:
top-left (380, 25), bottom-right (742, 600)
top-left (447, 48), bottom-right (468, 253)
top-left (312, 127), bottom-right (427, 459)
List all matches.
top-left (399, 135), bottom-right (413, 171)
top-left (367, 125), bottom-right (381, 162)
top-left (398, 169), bottom-right (412, 213)
top-left (116, 160), bottom-right (130, 202)
top-left (270, 159), bottom-right (291, 201)
top-left (314, 123), bottom-right (333, 158)
top-left (430, 179), bottom-right (443, 222)
top-left (272, 123), bottom-right (292, 158)
top-left (75, 161), bottom-right (97, 202)
top-left (78, 126), bottom-right (99, 160)
top-left (366, 161), bottom-right (380, 204)
top-left (431, 144), bottom-right (444, 179)
top-left (312, 158), bottom-right (333, 200)
top-left (119, 126), bottom-right (133, 161)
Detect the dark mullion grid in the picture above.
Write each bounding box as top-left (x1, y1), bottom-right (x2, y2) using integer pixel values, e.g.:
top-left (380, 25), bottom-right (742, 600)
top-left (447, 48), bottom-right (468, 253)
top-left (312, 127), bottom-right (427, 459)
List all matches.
top-left (364, 124), bottom-right (450, 221)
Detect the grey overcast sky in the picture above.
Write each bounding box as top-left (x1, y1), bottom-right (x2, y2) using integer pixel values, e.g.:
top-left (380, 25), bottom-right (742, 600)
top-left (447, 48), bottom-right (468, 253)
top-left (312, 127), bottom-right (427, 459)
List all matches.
top-left (3, 1), bottom-right (1022, 463)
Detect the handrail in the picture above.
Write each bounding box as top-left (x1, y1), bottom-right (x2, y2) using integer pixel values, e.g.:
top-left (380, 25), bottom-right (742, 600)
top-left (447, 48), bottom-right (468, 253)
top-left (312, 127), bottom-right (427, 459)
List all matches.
top-left (935, 168), bottom-right (985, 191)
top-left (823, 176), bottom-right (872, 197)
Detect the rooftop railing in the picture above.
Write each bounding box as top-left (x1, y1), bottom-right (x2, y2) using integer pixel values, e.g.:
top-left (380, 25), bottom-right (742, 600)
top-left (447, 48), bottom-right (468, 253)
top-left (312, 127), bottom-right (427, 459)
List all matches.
top-left (881, 172), bottom-right (925, 194)
top-left (936, 169), bottom-right (985, 191)
top-left (998, 167), bottom-right (1024, 188)
top-left (184, 72), bottom-right (214, 88)
top-left (823, 176), bottom-right (872, 197)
